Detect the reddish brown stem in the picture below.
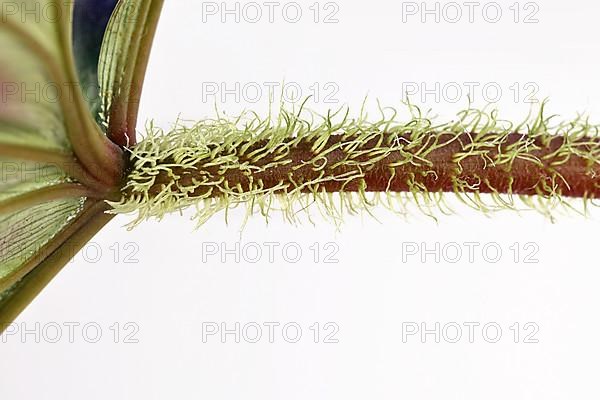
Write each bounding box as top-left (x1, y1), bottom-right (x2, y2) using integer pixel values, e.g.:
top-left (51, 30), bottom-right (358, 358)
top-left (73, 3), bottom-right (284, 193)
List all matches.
top-left (143, 132), bottom-right (600, 200)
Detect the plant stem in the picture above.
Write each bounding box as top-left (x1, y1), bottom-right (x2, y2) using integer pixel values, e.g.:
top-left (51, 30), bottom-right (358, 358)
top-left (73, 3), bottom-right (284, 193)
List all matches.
top-left (144, 132), bottom-right (600, 201)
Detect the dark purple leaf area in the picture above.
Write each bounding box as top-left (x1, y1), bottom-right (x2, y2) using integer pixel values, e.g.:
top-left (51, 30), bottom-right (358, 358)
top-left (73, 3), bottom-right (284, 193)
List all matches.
top-left (72, 0), bottom-right (119, 121)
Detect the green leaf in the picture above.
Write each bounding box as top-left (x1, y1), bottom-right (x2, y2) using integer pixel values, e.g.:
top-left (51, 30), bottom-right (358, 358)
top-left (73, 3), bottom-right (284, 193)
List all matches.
top-left (0, 0), bottom-right (165, 327)
top-left (0, 201), bottom-right (114, 332)
top-left (0, 1), bottom-right (98, 326)
top-left (0, 199), bottom-right (84, 291)
top-left (0, 0), bottom-right (124, 186)
top-left (99, 0), bottom-right (164, 146)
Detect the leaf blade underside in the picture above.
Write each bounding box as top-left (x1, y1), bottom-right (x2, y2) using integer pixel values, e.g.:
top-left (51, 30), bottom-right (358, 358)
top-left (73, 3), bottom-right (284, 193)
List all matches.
top-left (0, 1), bottom-right (121, 326)
top-left (0, 201), bottom-right (114, 333)
top-left (98, 0), bottom-right (165, 146)
top-left (0, 0), bottom-right (166, 326)
top-left (72, 0), bottom-right (120, 123)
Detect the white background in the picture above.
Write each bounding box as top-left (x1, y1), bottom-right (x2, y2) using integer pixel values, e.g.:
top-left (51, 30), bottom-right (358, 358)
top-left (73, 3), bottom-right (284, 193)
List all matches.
top-left (2, 0), bottom-right (600, 399)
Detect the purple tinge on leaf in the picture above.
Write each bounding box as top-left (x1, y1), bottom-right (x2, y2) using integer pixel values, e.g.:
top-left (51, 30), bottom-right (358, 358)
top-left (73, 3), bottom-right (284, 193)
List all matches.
top-left (72, 0), bottom-right (119, 121)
